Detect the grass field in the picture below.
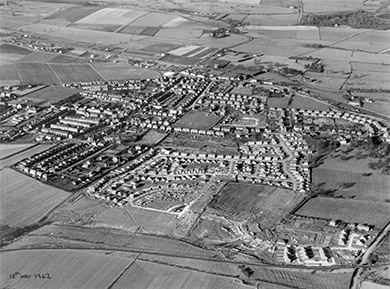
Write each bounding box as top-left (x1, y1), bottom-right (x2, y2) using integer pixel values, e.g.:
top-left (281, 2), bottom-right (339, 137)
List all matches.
top-left (93, 64), bottom-right (160, 80)
top-left (69, 23), bottom-right (122, 33)
top-left (267, 97), bottom-right (291, 109)
top-left (0, 249), bottom-right (133, 289)
top-left (24, 85), bottom-right (80, 102)
top-left (0, 144), bottom-right (53, 170)
top-left (0, 168), bottom-right (69, 228)
top-left (111, 259), bottom-right (249, 289)
top-left (313, 167), bottom-right (390, 202)
top-left (49, 63), bottom-right (105, 83)
top-left (295, 197), bottom-right (390, 229)
top-left (15, 62), bottom-right (61, 85)
top-left (209, 182), bottom-right (278, 221)
top-left (173, 111), bottom-right (222, 130)
top-left (137, 130), bottom-right (167, 144)
top-left (0, 144), bottom-right (35, 159)
top-left (290, 95), bottom-right (330, 111)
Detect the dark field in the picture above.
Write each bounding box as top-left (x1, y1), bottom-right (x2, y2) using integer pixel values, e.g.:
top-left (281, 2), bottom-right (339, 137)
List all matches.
top-left (49, 63), bottom-right (105, 83)
top-left (117, 26), bottom-right (145, 35)
top-left (46, 6), bottom-right (102, 22)
top-left (15, 63), bottom-right (61, 84)
top-left (140, 26), bottom-right (161, 36)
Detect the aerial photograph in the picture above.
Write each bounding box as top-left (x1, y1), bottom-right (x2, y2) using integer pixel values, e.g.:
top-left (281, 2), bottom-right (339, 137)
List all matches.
top-left (0, 0), bottom-right (389, 288)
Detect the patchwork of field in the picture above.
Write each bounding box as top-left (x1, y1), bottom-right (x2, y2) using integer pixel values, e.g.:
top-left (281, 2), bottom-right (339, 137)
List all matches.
top-left (169, 45), bottom-right (218, 59)
top-left (92, 63), bottom-right (160, 80)
top-left (0, 249), bottom-right (133, 289)
top-left (111, 259), bottom-right (248, 289)
top-left (76, 8), bottom-right (148, 26)
top-left (295, 197), bottom-right (390, 228)
top-left (173, 111), bottom-right (222, 130)
top-left (0, 168), bottom-right (69, 228)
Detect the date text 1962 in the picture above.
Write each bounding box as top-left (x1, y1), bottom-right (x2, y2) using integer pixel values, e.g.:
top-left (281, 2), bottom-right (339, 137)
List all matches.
top-left (9, 272), bottom-right (52, 279)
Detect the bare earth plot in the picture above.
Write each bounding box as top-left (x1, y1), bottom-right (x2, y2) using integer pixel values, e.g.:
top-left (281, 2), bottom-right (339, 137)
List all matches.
top-left (295, 197), bottom-right (390, 229)
top-left (111, 259), bottom-right (249, 289)
top-left (92, 63), bottom-right (160, 80)
top-left (14, 62), bottom-right (61, 85)
top-left (49, 63), bottom-right (105, 83)
top-left (94, 206), bottom-right (178, 235)
top-left (0, 168), bottom-right (69, 228)
top-left (0, 249), bottom-right (133, 289)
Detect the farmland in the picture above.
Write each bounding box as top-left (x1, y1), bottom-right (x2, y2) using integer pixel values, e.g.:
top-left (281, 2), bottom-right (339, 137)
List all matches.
top-left (32, 225), bottom-right (220, 259)
top-left (76, 8), bottom-right (148, 26)
top-left (111, 259), bottom-right (249, 289)
top-left (173, 111), bottom-right (222, 130)
top-left (49, 63), bottom-right (105, 83)
top-left (15, 63), bottom-right (61, 85)
top-left (0, 168), bottom-right (69, 228)
top-left (295, 197), bottom-right (390, 229)
top-left (0, 64), bottom-right (21, 86)
top-left (92, 63), bottom-right (160, 80)
top-left (0, 249), bottom-right (133, 289)
top-left (46, 6), bottom-right (102, 23)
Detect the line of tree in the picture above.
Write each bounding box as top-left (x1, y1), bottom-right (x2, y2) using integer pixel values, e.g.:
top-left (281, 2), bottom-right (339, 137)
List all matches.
top-left (300, 10), bottom-right (390, 30)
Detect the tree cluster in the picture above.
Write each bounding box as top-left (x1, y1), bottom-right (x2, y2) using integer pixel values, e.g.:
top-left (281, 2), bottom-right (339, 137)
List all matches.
top-left (300, 10), bottom-right (390, 30)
